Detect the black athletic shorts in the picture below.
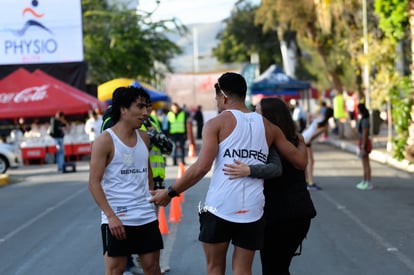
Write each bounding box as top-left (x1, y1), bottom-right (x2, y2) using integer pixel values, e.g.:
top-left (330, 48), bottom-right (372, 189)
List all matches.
top-left (101, 220), bottom-right (163, 257)
top-left (198, 211), bottom-right (265, 250)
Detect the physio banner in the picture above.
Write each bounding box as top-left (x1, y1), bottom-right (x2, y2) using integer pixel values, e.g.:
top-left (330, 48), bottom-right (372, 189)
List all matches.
top-left (0, 0), bottom-right (83, 65)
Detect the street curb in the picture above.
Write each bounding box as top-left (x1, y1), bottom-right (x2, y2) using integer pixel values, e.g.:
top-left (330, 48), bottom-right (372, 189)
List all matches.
top-left (325, 139), bottom-right (414, 174)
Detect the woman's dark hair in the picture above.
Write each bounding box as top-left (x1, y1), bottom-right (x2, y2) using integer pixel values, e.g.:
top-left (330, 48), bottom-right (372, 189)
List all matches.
top-left (111, 86), bottom-right (150, 122)
top-left (357, 103), bottom-right (370, 118)
top-left (260, 98), bottom-right (299, 146)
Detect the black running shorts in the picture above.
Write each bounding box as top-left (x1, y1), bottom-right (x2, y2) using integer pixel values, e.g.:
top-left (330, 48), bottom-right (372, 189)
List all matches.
top-left (198, 211), bottom-right (264, 250)
top-left (101, 220), bottom-right (163, 257)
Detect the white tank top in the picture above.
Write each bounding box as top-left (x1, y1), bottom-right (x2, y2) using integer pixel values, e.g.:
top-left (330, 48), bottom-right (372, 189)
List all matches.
top-left (204, 110), bottom-right (268, 223)
top-left (100, 129), bottom-right (157, 226)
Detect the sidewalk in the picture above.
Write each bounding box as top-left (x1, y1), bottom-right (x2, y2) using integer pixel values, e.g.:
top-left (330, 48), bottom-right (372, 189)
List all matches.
top-left (323, 123), bottom-right (414, 173)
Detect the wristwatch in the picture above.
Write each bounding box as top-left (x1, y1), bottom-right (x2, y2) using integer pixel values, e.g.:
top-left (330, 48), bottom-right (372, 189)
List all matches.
top-left (167, 186), bottom-right (179, 198)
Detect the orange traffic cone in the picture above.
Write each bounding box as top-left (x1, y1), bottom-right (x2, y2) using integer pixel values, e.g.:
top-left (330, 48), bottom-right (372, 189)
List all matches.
top-left (177, 162), bottom-right (186, 178)
top-left (177, 162), bottom-right (186, 203)
top-left (169, 197), bottom-right (182, 223)
top-left (188, 143), bottom-right (196, 158)
top-left (158, 206), bottom-right (169, 234)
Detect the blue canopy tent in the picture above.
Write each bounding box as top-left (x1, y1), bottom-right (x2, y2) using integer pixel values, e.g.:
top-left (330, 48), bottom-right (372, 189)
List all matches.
top-left (250, 64), bottom-right (311, 96)
top-left (99, 79), bottom-right (170, 105)
top-left (130, 80), bottom-right (171, 103)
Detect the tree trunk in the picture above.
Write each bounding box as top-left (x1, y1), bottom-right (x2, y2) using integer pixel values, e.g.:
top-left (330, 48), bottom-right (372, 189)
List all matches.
top-left (277, 28), bottom-right (299, 78)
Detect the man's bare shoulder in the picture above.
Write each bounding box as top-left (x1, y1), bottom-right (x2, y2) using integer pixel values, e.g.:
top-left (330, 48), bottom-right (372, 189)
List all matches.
top-left (206, 111), bottom-right (227, 124)
top-left (93, 131), bottom-right (113, 151)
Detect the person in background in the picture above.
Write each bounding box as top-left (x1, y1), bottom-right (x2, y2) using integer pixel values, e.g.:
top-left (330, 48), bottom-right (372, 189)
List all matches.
top-left (301, 107), bottom-right (334, 191)
top-left (290, 99), bottom-right (307, 133)
top-left (167, 102), bottom-right (188, 166)
top-left (223, 97), bottom-right (316, 275)
top-left (345, 90), bottom-right (357, 127)
top-left (49, 111), bottom-right (67, 172)
top-left (30, 119), bottom-right (40, 135)
top-left (333, 89), bottom-right (347, 139)
top-left (17, 117), bottom-right (30, 135)
top-left (356, 102), bottom-right (373, 190)
top-left (150, 73), bottom-right (307, 275)
top-left (319, 101), bottom-right (330, 141)
top-left (84, 109), bottom-right (103, 144)
top-left (88, 86), bottom-right (163, 275)
top-left (160, 109), bottom-right (169, 136)
top-left (193, 105), bottom-right (204, 140)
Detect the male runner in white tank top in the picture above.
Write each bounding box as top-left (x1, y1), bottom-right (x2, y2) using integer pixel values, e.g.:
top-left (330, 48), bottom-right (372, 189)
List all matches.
top-left (89, 86), bottom-right (163, 275)
top-left (151, 73), bottom-right (307, 275)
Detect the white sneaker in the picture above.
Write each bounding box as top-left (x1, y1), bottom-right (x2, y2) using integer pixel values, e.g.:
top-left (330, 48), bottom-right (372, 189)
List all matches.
top-left (356, 181), bottom-right (373, 190)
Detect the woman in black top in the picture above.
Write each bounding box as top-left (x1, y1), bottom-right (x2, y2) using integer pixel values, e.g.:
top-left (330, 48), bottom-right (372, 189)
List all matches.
top-left (355, 103), bottom-right (372, 190)
top-left (223, 98), bottom-right (316, 275)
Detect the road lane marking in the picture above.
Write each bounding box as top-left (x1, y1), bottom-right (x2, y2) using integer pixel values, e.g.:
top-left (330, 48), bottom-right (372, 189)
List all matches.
top-left (160, 222), bottom-right (178, 271)
top-left (0, 188), bottom-right (86, 244)
top-left (319, 191), bottom-right (414, 272)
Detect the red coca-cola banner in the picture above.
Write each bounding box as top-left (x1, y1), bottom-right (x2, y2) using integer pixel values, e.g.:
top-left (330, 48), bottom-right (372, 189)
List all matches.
top-left (0, 68), bottom-right (103, 119)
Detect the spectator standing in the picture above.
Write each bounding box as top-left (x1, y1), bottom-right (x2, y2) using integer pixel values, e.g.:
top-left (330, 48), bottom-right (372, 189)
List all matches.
top-left (49, 111), bottom-right (67, 172)
top-left (222, 97), bottom-right (316, 275)
top-left (193, 105), bottom-right (204, 139)
top-left (160, 109), bottom-right (169, 135)
top-left (84, 109), bottom-right (103, 143)
top-left (150, 73), bottom-right (307, 275)
top-left (356, 102), bottom-right (373, 190)
top-left (333, 90), bottom-right (347, 139)
top-left (88, 86), bottom-right (163, 275)
top-left (167, 103), bottom-right (188, 165)
top-left (17, 117), bottom-right (30, 135)
top-left (290, 99), bottom-right (307, 132)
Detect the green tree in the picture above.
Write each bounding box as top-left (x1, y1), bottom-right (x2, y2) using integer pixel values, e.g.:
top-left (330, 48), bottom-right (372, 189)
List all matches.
top-left (212, 0), bottom-right (282, 72)
top-left (255, 0), bottom-right (364, 93)
top-left (82, 0), bottom-right (184, 84)
top-left (374, 0), bottom-right (413, 160)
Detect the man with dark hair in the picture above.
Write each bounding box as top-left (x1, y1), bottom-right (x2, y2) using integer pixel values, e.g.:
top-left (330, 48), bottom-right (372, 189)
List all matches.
top-left (89, 86), bottom-right (163, 275)
top-left (151, 72), bottom-right (307, 275)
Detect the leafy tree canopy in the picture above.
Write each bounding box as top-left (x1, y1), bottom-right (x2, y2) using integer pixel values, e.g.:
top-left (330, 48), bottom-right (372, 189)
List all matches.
top-left (212, 0), bottom-right (282, 72)
top-left (82, 0), bottom-right (185, 84)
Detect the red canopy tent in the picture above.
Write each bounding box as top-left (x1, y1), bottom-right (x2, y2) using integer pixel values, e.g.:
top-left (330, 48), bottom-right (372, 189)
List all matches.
top-left (0, 68), bottom-right (104, 119)
top-left (33, 70), bottom-right (106, 112)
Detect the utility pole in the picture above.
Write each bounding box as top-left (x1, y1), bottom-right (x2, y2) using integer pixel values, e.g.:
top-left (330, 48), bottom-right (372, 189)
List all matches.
top-left (362, 0), bottom-right (373, 136)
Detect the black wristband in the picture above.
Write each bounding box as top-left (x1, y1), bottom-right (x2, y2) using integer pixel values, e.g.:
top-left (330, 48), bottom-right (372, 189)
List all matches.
top-left (167, 186), bottom-right (179, 198)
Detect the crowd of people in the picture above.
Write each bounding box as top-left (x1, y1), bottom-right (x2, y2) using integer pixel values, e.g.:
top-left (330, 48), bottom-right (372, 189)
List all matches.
top-left (87, 72), bottom-right (372, 275)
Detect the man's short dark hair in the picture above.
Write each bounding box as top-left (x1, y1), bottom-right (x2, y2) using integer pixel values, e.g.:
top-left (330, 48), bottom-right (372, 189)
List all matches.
top-left (217, 72), bottom-right (247, 100)
top-left (111, 86), bottom-right (150, 122)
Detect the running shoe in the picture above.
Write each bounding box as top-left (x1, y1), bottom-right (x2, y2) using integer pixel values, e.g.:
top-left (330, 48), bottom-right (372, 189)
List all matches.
top-left (356, 181), bottom-right (373, 190)
top-left (307, 183), bottom-right (322, 191)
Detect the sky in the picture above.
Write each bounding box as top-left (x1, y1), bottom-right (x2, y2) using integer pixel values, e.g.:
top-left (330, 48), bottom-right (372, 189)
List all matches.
top-left (138, 0), bottom-right (259, 25)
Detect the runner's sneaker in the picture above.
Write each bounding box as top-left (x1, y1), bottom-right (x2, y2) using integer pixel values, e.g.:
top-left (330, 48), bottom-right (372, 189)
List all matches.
top-left (307, 183), bottom-right (322, 191)
top-left (356, 181), bottom-right (365, 189)
top-left (356, 181), bottom-right (373, 190)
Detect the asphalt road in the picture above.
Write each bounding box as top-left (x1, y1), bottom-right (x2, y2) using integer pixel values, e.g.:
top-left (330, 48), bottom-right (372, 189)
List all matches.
top-left (1, 142), bottom-right (413, 275)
